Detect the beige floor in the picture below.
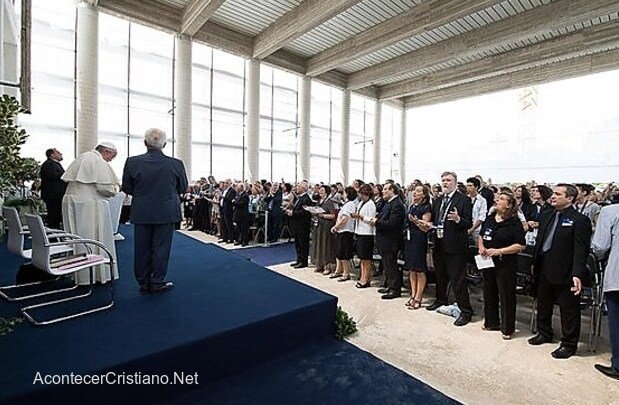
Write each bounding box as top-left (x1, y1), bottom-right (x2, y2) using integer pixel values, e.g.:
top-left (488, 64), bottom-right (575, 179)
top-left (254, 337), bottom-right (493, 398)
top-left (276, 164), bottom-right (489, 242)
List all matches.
top-left (181, 230), bottom-right (619, 404)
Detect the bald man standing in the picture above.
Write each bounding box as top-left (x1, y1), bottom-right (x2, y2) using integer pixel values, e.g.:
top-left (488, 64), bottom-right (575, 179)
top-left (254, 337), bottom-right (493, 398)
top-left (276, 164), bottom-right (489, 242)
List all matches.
top-left (122, 128), bottom-right (188, 294)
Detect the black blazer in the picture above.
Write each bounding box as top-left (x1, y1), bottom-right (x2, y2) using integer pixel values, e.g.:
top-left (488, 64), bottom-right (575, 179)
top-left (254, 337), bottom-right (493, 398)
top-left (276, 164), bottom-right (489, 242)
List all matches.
top-left (221, 187), bottom-right (237, 215)
top-left (431, 191), bottom-right (473, 254)
top-left (375, 197), bottom-right (405, 252)
top-left (232, 192), bottom-right (250, 222)
top-left (39, 159), bottom-right (66, 201)
top-left (533, 206), bottom-right (592, 285)
top-left (289, 193), bottom-right (313, 234)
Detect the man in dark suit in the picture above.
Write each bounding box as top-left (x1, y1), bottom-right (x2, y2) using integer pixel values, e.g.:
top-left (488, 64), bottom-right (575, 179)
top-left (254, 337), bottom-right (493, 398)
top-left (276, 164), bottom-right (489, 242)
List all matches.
top-left (371, 182), bottom-right (405, 299)
top-left (121, 128), bottom-right (188, 294)
top-left (39, 148), bottom-right (66, 229)
top-left (219, 179), bottom-right (237, 243)
top-left (528, 183), bottom-right (592, 359)
top-left (232, 183), bottom-right (250, 246)
top-left (427, 171), bottom-right (474, 326)
top-left (287, 182), bottom-right (313, 268)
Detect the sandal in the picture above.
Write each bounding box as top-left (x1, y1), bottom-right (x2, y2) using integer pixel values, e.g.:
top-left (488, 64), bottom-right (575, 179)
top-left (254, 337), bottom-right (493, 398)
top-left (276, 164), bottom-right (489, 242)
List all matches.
top-left (502, 334), bottom-right (513, 340)
top-left (337, 275), bottom-right (351, 282)
top-left (405, 297), bottom-right (414, 307)
top-left (355, 281), bottom-right (371, 288)
top-left (407, 300), bottom-right (422, 310)
top-left (329, 273), bottom-right (343, 279)
top-left (322, 269), bottom-right (333, 276)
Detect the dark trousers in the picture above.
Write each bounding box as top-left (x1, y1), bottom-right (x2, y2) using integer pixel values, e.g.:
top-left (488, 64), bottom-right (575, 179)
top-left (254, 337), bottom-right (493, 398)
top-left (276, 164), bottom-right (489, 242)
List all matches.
top-left (268, 211), bottom-right (283, 242)
top-left (293, 228), bottom-right (310, 264)
top-left (44, 198), bottom-right (63, 229)
top-left (483, 263), bottom-right (517, 335)
top-left (605, 291), bottom-right (619, 371)
top-left (536, 273), bottom-right (581, 349)
top-left (380, 249), bottom-right (402, 292)
top-left (235, 218), bottom-right (249, 245)
top-left (221, 211), bottom-right (234, 242)
top-left (134, 223), bottom-right (175, 287)
top-left (433, 249), bottom-right (473, 316)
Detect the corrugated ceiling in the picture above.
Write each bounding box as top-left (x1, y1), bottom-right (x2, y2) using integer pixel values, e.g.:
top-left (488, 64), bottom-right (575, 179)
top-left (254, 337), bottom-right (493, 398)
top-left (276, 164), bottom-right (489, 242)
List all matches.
top-left (152, 0), bottom-right (189, 9)
top-left (337, 0), bottom-right (554, 73)
top-left (210, 0), bottom-right (302, 37)
top-left (285, 0), bottom-right (423, 57)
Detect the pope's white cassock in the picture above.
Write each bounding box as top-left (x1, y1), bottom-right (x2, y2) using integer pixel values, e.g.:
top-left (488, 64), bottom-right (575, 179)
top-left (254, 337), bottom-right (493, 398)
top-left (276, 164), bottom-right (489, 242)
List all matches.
top-left (61, 148), bottom-right (120, 285)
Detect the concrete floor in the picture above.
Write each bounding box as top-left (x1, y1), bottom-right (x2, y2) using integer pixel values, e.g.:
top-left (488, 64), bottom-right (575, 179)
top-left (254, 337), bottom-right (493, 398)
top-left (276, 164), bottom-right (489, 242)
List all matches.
top-left (181, 231), bottom-right (619, 404)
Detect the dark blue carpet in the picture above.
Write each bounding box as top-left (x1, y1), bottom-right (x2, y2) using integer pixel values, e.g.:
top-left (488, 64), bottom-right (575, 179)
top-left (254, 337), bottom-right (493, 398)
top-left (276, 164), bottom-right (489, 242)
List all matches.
top-left (168, 338), bottom-right (459, 405)
top-left (0, 225), bottom-right (458, 405)
top-left (233, 242), bottom-right (296, 266)
top-left (0, 225), bottom-right (337, 403)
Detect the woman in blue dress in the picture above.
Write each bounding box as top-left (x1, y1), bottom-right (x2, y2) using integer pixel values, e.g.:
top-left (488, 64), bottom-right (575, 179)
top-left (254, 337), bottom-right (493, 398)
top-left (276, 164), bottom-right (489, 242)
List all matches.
top-left (404, 185), bottom-right (433, 309)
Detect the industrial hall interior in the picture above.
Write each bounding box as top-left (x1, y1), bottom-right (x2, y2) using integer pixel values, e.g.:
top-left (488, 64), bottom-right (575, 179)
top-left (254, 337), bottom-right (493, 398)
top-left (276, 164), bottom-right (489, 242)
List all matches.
top-left (1, 0), bottom-right (618, 404)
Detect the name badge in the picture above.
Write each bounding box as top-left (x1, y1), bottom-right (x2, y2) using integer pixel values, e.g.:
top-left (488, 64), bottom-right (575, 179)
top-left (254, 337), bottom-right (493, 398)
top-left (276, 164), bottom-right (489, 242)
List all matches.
top-left (436, 224), bottom-right (444, 239)
top-left (561, 218), bottom-right (574, 227)
top-left (482, 228), bottom-right (493, 241)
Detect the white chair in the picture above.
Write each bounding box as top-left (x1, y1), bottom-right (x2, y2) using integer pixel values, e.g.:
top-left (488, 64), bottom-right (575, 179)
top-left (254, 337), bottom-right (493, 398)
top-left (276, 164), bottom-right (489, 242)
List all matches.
top-left (1, 208), bottom-right (74, 302)
top-left (2, 206), bottom-right (70, 260)
top-left (19, 214), bottom-right (115, 325)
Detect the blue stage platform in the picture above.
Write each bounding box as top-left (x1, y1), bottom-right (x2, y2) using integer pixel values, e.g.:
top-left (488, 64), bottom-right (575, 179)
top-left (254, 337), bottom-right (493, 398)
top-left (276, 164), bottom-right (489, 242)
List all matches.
top-left (0, 225), bottom-right (337, 403)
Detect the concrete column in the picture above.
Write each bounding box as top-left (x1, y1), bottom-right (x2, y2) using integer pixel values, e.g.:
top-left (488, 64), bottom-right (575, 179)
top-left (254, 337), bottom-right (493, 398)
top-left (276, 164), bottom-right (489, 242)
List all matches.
top-left (76, 1), bottom-right (99, 154)
top-left (174, 34), bottom-right (192, 179)
top-left (399, 109), bottom-right (406, 185)
top-left (298, 76), bottom-right (311, 182)
top-left (245, 58), bottom-right (260, 182)
top-left (372, 100), bottom-right (382, 183)
top-left (340, 89), bottom-right (350, 186)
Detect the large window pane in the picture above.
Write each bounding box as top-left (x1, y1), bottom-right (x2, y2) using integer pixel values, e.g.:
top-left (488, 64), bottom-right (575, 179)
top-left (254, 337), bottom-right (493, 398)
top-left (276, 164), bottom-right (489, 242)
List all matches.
top-left (212, 109), bottom-right (244, 147)
top-left (212, 146), bottom-right (243, 180)
top-left (273, 152), bottom-right (297, 183)
top-left (20, 0), bottom-right (76, 161)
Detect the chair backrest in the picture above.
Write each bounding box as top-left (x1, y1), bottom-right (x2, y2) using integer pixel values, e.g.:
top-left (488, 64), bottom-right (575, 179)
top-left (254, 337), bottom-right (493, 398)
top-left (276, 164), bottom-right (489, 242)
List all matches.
top-left (3, 206), bottom-right (27, 258)
top-left (24, 214), bottom-right (52, 273)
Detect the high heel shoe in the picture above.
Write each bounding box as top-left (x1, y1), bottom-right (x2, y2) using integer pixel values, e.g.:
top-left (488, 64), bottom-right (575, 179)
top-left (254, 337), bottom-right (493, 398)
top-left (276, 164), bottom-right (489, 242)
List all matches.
top-left (355, 281), bottom-right (371, 288)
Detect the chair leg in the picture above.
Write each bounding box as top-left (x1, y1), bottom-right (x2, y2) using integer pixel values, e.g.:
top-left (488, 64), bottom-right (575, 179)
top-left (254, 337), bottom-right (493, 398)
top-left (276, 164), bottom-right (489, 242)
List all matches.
top-left (0, 277), bottom-right (78, 302)
top-left (21, 265), bottom-right (114, 326)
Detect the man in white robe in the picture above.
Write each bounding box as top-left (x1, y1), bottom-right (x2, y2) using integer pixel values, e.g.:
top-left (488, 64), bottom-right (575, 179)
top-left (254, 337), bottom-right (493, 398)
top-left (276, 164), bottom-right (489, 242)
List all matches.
top-left (61, 143), bottom-right (121, 285)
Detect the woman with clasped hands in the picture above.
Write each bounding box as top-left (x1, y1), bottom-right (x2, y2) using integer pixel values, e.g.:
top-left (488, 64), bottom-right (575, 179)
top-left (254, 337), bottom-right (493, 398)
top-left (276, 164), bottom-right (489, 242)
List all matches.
top-left (478, 192), bottom-right (526, 340)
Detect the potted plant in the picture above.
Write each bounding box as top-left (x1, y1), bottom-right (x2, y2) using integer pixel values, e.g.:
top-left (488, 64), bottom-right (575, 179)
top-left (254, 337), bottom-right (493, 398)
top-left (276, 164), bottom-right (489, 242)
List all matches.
top-left (0, 94), bottom-right (41, 234)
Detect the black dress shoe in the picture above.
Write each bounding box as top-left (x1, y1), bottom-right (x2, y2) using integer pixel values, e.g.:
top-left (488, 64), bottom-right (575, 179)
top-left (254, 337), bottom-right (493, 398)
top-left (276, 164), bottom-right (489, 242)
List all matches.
top-left (149, 282), bottom-right (174, 293)
top-left (292, 262), bottom-right (308, 269)
top-left (381, 291), bottom-right (401, 300)
top-left (594, 364), bottom-right (619, 380)
top-left (551, 345), bottom-right (576, 359)
top-left (377, 287), bottom-right (389, 294)
top-left (425, 301), bottom-right (444, 311)
top-left (454, 314), bottom-right (472, 326)
top-left (139, 285), bottom-right (150, 294)
top-left (290, 262), bottom-right (300, 267)
top-left (527, 333), bottom-right (552, 346)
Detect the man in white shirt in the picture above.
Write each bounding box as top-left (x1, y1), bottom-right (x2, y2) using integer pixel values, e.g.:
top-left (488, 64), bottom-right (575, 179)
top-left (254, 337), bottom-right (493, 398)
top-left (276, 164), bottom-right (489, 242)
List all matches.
top-left (466, 177), bottom-right (487, 243)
